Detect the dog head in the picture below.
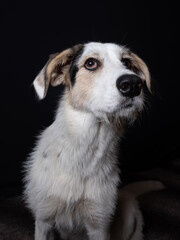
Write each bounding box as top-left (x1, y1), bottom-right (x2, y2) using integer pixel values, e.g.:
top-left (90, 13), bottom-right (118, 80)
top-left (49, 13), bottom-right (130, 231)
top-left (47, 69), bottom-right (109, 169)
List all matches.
top-left (33, 42), bottom-right (150, 121)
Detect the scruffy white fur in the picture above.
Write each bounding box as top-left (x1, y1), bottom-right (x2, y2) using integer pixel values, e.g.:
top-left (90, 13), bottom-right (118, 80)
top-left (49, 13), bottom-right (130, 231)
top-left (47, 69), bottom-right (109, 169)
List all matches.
top-left (24, 42), bottom-right (163, 240)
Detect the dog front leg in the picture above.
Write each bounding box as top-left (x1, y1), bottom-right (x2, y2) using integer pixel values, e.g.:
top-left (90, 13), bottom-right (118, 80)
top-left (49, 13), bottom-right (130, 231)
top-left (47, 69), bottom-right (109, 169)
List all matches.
top-left (35, 219), bottom-right (54, 240)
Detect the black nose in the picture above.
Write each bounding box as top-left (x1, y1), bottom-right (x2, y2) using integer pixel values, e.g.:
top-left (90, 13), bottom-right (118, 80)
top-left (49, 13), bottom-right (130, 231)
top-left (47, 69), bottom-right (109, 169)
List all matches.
top-left (116, 74), bottom-right (143, 97)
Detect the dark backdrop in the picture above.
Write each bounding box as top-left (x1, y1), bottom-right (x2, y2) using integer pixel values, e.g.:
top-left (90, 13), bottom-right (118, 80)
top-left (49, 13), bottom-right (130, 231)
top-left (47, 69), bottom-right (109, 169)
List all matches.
top-left (1, 1), bottom-right (179, 197)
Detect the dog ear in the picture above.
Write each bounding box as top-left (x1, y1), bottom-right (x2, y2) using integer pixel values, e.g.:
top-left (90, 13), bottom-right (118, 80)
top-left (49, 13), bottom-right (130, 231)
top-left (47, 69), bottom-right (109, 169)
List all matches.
top-left (33, 44), bottom-right (83, 99)
top-left (130, 52), bottom-right (151, 93)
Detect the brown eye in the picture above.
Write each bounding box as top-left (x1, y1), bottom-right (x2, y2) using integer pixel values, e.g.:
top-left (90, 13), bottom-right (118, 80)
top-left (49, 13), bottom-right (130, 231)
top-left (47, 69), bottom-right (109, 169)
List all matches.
top-left (84, 58), bottom-right (99, 70)
top-left (121, 58), bottom-right (131, 69)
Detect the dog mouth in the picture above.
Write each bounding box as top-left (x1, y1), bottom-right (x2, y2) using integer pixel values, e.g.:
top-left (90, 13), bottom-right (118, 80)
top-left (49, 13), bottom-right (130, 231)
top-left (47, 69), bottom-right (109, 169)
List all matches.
top-left (121, 98), bottom-right (134, 109)
top-left (122, 102), bottom-right (133, 108)
top-left (91, 96), bottom-right (144, 120)
top-left (118, 96), bottom-right (144, 117)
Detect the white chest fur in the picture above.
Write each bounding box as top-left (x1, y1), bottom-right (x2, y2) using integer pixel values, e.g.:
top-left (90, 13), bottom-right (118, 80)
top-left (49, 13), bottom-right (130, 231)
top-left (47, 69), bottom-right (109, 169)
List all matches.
top-left (25, 96), bottom-right (121, 234)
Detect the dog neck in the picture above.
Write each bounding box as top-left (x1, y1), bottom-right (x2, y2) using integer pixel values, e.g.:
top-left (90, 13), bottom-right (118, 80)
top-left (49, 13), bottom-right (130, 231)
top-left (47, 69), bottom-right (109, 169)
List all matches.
top-left (48, 94), bottom-right (122, 176)
top-left (55, 94), bottom-right (122, 141)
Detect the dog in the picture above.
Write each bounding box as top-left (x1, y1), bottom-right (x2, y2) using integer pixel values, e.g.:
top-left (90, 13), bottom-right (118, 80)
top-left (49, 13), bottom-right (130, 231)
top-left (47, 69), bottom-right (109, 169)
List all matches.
top-left (24, 42), bottom-right (164, 240)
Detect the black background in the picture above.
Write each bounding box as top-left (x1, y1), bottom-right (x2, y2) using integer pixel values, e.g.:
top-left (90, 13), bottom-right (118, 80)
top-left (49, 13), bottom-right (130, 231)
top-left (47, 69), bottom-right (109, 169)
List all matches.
top-left (1, 1), bottom-right (179, 197)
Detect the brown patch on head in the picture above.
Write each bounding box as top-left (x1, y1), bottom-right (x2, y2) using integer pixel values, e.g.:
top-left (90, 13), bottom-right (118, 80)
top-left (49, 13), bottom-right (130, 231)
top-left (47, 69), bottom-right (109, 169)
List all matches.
top-left (33, 44), bottom-right (83, 99)
top-left (122, 51), bottom-right (151, 92)
top-left (67, 54), bottom-right (103, 110)
top-left (67, 68), bottom-right (94, 110)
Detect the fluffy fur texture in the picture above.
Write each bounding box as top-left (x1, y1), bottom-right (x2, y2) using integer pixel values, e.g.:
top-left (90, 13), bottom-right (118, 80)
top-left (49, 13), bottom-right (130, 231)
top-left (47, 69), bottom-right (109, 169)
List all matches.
top-left (24, 42), bottom-right (162, 240)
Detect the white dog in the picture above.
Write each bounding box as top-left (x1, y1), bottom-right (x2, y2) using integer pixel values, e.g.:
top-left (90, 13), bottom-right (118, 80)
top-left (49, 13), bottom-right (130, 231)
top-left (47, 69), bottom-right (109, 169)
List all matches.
top-left (24, 42), bottom-right (164, 240)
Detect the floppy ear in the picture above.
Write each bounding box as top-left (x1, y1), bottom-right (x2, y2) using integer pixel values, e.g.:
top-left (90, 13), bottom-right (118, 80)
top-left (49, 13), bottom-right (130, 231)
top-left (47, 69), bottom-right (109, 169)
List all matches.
top-left (33, 44), bottom-right (82, 99)
top-left (130, 52), bottom-right (151, 93)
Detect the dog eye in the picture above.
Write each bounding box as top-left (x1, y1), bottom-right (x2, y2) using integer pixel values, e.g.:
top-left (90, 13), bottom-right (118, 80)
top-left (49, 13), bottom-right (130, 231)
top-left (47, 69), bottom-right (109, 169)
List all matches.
top-left (121, 58), bottom-right (131, 69)
top-left (84, 58), bottom-right (99, 70)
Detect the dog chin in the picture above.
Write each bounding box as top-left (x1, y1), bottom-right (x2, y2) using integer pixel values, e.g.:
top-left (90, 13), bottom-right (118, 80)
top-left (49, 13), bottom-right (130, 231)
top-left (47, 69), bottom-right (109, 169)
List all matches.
top-left (92, 102), bottom-right (143, 125)
top-left (89, 96), bottom-right (144, 123)
top-left (118, 100), bottom-right (144, 120)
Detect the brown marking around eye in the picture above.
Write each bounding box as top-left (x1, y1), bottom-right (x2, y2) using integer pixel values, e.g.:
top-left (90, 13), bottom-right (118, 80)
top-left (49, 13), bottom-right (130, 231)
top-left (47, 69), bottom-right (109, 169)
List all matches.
top-left (67, 67), bottom-right (95, 110)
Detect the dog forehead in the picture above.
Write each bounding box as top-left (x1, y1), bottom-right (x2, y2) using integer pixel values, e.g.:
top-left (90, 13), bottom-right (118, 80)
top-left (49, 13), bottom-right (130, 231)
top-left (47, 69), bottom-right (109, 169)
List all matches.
top-left (81, 42), bottom-right (123, 61)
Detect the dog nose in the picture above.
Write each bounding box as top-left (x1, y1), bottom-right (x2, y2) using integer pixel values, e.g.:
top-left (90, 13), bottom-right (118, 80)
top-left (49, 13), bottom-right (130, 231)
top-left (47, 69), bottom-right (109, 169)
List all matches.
top-left (116, 74), bottom-right (143, 97)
